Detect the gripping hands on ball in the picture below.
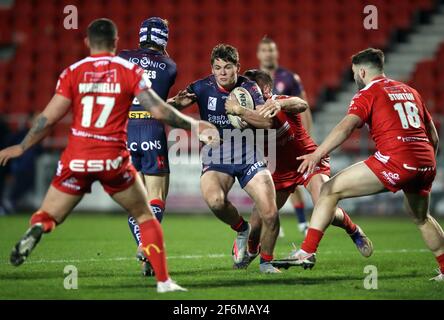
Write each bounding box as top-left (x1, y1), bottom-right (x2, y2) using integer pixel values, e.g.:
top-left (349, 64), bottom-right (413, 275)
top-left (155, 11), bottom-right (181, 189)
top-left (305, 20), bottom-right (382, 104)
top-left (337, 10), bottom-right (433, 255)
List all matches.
top-left (258, 99), bottom-right (281, 118)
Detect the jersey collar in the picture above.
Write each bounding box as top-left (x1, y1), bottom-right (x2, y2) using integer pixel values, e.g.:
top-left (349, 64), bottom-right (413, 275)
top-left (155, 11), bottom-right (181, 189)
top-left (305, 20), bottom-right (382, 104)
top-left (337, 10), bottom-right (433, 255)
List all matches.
top-left (90, 52), bottom-right (115, 58)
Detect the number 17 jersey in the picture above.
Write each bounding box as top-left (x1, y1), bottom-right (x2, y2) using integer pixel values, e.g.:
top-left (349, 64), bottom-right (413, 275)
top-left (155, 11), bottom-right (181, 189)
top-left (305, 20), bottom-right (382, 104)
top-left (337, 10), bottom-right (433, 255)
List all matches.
top-left (347, 76), bottom-right (435, 167)
top-left (55, 53), bottom-right (151, 155)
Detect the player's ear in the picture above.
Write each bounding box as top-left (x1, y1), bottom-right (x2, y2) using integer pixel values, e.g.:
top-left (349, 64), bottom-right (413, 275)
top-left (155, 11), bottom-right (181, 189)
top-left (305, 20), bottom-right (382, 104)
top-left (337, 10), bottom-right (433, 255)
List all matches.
top-left (236, 63), bottom-right (241, 73)
top-left (360, 67), bottom-right (366, 80)
top-left (113, 37), bottom-right (119, 51)
top-left (84, 37), bottom-right (90, 49)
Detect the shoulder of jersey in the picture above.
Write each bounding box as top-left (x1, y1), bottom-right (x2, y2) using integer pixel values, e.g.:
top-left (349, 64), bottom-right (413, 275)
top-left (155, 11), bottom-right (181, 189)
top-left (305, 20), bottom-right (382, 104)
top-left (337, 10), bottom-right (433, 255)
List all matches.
top-left (67, 55), bottom-right (136, 72)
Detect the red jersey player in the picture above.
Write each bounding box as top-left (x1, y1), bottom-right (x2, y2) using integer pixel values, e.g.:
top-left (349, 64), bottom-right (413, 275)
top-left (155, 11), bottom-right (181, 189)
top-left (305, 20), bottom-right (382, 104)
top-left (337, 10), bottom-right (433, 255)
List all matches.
top-left (225, 69), bottom-right (372, 270)
top-left (283, 48), bottom-right (443, 281)
top-left (0, 19), bottom-right (217, 292)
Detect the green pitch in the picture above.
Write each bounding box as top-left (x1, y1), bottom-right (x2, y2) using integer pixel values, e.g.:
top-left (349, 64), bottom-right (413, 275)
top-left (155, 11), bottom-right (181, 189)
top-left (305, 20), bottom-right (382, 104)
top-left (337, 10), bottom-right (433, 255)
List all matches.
top-left (0, 213), bottom-right (443, 300)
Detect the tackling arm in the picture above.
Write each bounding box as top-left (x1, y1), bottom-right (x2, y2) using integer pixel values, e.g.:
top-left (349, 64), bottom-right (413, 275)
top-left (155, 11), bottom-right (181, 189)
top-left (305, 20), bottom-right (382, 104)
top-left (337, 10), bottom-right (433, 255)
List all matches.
top-left (225, 96), bottom-right (273, 129)
top-left (298, 91), bottom-right (313, 134)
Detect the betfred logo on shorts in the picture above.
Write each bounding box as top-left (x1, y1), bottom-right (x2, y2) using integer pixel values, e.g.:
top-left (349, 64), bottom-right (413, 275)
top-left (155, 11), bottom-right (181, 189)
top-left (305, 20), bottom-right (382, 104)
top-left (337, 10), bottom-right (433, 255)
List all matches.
top-left (381, 171), bottom-right (400, 186)
top-left (69, 156), bottom-right (123, 172)
top-left (247, 161), bottom-right (266, 176)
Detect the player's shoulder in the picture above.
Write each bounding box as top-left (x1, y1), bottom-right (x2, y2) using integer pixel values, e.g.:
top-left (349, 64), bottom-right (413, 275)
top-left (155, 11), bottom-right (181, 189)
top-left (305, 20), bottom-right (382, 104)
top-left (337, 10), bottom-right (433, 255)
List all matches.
top-left (238, 75), bottom-right (260, 90)
top-left (190, 74), bottom-right (214, 90)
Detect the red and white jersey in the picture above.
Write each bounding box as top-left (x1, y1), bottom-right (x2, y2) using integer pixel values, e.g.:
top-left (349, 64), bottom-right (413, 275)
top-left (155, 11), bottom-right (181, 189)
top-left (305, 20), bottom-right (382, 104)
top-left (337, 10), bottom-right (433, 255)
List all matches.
top-left (56, 53), bottom-right (151, 155)
top-left (347, 76), bottom-right (435, 167)
top-left (270, 95), bottom-right (318, 172)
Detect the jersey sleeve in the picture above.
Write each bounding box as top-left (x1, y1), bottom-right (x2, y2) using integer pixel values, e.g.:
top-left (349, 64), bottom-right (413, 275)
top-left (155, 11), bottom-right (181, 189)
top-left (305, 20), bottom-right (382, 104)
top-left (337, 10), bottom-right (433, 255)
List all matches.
top-left (131, 66), bottom-right (152, 97)
top-left (347, 91), bottom-right (373, 127)
top-left (55, 68), bottom-right (73, 100)
top-left (290, 74), bottom-right (304, 97)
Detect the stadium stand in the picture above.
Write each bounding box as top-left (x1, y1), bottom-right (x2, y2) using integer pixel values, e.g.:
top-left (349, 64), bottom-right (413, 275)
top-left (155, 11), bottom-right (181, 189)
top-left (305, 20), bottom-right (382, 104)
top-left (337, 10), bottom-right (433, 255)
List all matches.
top-left (0, 0), bottom-right (440, 149)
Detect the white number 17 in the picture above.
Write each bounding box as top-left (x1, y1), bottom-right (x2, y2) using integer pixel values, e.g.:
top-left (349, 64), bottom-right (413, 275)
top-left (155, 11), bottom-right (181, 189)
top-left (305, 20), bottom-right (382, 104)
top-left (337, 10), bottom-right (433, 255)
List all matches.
top-left (80, 96), bottom-right (115, 128)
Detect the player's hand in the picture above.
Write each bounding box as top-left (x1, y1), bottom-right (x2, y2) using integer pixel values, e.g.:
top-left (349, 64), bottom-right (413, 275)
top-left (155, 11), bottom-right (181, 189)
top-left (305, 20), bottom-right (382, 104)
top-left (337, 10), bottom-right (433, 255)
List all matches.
top-left (258, 100), bottom-right (281, 118)
top-left (224, 95), bottom-right (242, 115)
top-left (0, 145), bottom-right (24, 166)
top-left (296, 152), bottom-right (321, 174)
top-left (168, 90), bottom-right (196, 108)
top-left (196, 120), bottom-right (221, 146)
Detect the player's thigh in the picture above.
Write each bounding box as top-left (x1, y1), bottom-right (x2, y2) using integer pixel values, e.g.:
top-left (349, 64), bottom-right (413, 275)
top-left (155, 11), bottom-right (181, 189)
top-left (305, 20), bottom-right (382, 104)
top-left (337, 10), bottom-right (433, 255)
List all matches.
top-left (276, 189), bottom-right (291, 210)
top-left (111, 174), bottom-right (152, 222)
top-left (143, 173), bottom-right (169, 201)
top-left (289, 187), bottom-right (304, 204)
top-left (243, 170), bottom-right (277, 213)
top-left (305, 173), bottom-right (330, 204)
top-left (321, 161), bottom-right (386, 199)
top-left (40, 185), bottom-right (83, 223)
top-left (200, 170), bottom-right (235, 205)
top-left (403, 192), bottom-right (430, 223)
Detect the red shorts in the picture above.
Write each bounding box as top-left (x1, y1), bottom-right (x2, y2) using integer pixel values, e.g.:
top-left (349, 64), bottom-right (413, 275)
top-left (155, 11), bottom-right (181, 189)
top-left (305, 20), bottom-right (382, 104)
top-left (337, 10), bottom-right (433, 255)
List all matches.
top-left (273, 157), bottom-right (331, 192)
top-left (51, 149), bottom-right (137, 196)
top-left (365, 152), bottom-right (436, 196)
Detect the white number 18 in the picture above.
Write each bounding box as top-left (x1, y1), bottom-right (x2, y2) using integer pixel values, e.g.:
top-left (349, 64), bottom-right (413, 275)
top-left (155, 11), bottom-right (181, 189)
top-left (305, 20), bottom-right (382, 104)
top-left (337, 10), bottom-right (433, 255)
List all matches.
top-left (393, 101), bottom-right (420, 129)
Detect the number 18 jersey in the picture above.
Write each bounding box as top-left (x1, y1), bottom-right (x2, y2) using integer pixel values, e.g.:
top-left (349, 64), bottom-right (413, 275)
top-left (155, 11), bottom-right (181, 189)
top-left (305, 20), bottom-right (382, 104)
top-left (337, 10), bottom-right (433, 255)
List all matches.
top-left (347, 76), bottom-right (435, 167)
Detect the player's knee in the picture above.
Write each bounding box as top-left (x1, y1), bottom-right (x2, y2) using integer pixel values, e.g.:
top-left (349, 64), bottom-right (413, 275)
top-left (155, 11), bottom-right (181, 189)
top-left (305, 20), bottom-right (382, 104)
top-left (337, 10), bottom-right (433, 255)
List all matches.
top-left (319, 180), bottom-right (342, 200)
top-left (206, 194), bottom-right (228, 212)
top-left (258, 204), bottom-right (279, 227)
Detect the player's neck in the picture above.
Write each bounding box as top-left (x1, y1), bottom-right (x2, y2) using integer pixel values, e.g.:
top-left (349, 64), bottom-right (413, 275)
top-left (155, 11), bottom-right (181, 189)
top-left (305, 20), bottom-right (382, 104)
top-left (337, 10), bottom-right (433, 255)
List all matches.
top-left (89, 49), bottom-right (115, 56)
top-left (260, 65), bottom-right (278, 75)
top-left (365, 73), bottom-right (386, 85)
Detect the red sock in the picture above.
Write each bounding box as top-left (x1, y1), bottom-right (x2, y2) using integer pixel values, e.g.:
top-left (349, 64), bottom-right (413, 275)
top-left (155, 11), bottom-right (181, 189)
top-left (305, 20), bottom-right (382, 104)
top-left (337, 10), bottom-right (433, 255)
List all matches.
top-left (437, 253), bottom-right (444, 274)
top-left (301, 228), bottom-right (324, 254)
top-left (260, 252), bottom-right (273, 263)
top-left (149, 199), bottom-right (165, 211)
top-left (139, 219), bottom-right (169, 282)
top-left (30, 211), bottom-right (56, 233)
top-left (340, 209), bottom-right (357, 235)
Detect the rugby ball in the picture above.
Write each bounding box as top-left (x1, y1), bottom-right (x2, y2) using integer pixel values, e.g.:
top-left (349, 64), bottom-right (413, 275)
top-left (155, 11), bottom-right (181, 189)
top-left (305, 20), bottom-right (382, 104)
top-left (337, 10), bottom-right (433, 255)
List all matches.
top-left (227, 87), bottom-right (255, 129)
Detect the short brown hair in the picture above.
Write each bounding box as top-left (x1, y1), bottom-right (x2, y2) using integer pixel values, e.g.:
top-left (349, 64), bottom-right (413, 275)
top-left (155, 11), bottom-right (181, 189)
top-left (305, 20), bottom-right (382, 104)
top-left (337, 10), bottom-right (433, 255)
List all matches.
top-left (351, 48), bottom-right (385, 71)
top-left (244, 69), bottom-right (273, 88)
top-left (211, 44), bottom-right (239, 65)
top-left (87, 18), bottom-right (117, 50)
top-left (258, 36), bottom-right (276, 46)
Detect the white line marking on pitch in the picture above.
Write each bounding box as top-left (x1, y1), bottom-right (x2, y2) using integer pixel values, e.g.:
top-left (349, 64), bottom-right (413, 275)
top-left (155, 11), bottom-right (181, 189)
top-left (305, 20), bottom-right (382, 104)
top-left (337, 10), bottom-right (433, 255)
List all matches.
top-left (0, 248), bottom-right (429, 265)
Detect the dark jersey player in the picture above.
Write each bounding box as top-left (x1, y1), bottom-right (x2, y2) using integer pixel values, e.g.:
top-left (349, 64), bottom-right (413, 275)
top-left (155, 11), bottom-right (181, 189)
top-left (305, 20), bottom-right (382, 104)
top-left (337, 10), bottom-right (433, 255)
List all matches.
top-left (225, 69), bottom-right (372, 269)
top-left (118, 17), bottom-right (176, 276)
top-left (257, 37), bottom-right (312, 235)
top-left (168, 44), bottom-right (282, 273)
top-left (0, 18), bottom-right (218, 293)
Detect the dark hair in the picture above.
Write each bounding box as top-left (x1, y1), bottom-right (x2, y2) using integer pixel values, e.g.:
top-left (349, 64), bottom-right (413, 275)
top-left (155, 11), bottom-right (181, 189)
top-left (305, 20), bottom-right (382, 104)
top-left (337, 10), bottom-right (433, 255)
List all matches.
top-left (244, 69), bottom-right (273, 88)
top-left (351, 48), bottom-right (384, 71)
top-left (87, 18), bottom-right (117, 50)
top-left (211, 44), bottom-right (239, 65)
top-left (258, 36), bottom-right (276, 46)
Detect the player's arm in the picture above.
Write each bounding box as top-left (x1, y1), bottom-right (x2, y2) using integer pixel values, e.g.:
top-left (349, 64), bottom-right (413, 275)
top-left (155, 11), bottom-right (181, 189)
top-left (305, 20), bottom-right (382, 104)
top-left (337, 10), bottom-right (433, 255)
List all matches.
top-left (0, 94), bottom-right (71, 166)
top-left (299, 91), bottom-right (313, 134)
top-left (136, 89), bottom-right (218, 144)
top-left (167, 89), bottom-right (197, 111)
top-left (225, 96), bottom-right (273, 129)
top-left (259, 96), bottom-right (308, 118)
top-left (425, 119), bottom-right (439, 157)
top-left (297, 114), bottom-right (362, 174)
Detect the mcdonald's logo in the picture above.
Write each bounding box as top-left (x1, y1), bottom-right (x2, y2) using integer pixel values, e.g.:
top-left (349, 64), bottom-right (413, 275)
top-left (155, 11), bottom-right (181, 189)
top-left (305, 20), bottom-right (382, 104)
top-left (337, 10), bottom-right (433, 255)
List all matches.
top-left (143, 244), bottom-right (161, 256)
